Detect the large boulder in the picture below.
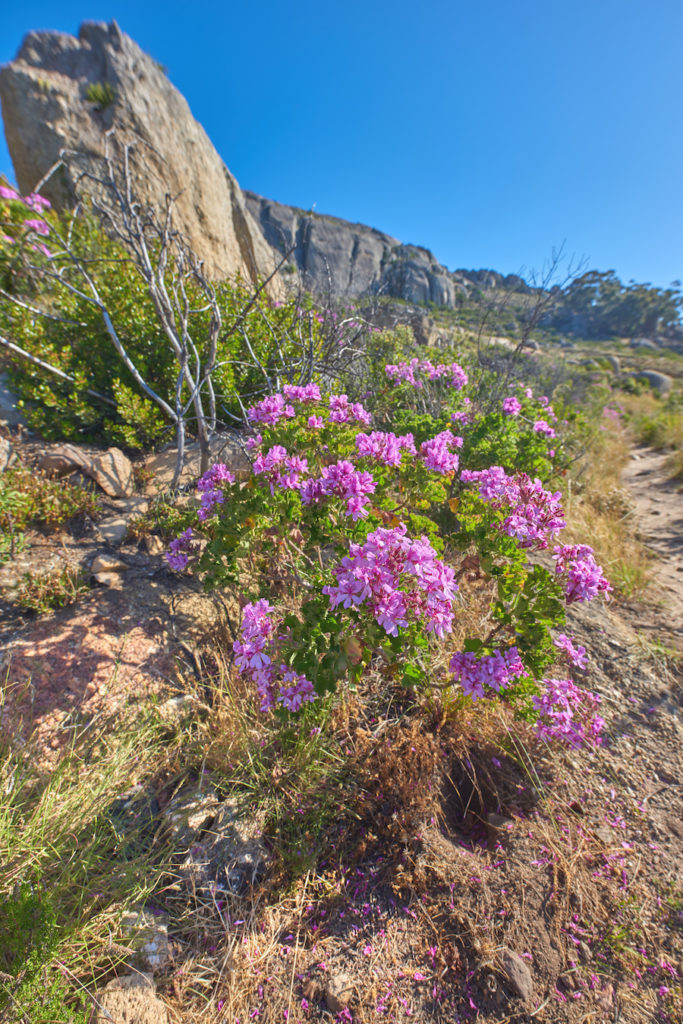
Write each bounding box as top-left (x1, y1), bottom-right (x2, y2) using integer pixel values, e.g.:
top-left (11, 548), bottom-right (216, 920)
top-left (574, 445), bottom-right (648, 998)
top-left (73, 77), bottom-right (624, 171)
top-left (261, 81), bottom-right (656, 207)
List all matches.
top-left (0, 21), bottom-right (280, 286)
top-left (635, 370), bottom-right (673, 395)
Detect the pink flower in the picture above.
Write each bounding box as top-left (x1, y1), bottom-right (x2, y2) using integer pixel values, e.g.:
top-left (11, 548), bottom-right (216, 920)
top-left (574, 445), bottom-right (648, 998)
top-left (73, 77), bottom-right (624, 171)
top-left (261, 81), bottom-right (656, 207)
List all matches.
top-left (246, 393), bottom-right (295, 426)
top-left (166, 527), bottom-right (195, 571)
top-left (461, 467), bottom-right (565, 549)
top-left (307, 414), bottom-right (324, 429)
top-left (328, 393), bottom-right (372, 426)
top-left (283, 382), bottom-right (321, 403)
top-left (25, 192), bottom-right (52, 212)
top-left (502, 396), bottom-right (521, 415)
top-left (300, 459), bottom-right (376, 520)
top-left (553, 544), bottom-right (612, 603)
top-left (554, 633), bottom-right (588, 669)
top-left (0, 185), bottom-right (20, 200)
top-left (23, 217), bottom-right (50, 236)
top-left (533, 419), bottom-right (556, 438)
top-left (533, 678), bottom-right (603, 748)
top-left (323, 524), bottom-right (458, 638)
top-left (196, 463), bottom-right (235, 520)
top-left (450, 648), bottom-right (527, 701)
top-left (355, 430), bottom-right (416, 467)
top-left (420, 429), bottom-right (462, 475)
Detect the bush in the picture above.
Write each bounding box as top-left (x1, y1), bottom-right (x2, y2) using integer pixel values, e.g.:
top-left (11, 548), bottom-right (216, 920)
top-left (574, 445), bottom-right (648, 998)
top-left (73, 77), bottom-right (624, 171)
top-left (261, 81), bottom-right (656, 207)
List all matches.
top-left (0, 185), bottom-right (384, 452)
top-left (169, 363), bottom-right (607, 747)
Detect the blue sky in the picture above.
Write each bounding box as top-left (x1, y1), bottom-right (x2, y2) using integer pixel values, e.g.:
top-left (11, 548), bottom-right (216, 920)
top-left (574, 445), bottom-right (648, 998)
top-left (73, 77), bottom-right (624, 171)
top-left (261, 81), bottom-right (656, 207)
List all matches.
top-left (1, 0), bottom-right (681, 288)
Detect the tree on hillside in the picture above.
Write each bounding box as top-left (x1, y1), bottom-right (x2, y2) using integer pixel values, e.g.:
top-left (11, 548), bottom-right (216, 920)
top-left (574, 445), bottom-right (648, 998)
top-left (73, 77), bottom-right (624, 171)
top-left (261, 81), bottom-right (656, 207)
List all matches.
top-left (549, 269), bottom-right (682, 339)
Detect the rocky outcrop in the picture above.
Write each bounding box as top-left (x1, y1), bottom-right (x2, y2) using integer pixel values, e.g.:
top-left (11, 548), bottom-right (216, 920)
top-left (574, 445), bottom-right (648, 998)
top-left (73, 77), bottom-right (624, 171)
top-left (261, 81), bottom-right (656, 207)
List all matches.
top-left (0, 20), bottom-right (531, 307)
top-left (244, 190), bottom-right (466, 306)
top-left (245, 191), bottom-right (532, 307)
top-left (0, 21), bottom-right (278, 285)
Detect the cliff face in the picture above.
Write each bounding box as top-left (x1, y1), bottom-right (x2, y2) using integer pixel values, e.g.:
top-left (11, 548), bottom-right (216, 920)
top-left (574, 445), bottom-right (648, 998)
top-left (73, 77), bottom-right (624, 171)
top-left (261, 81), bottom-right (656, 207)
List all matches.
top-left (0, 21), bottom-right (279, 286)
top-left (244, 191), bottom-right (467, 307)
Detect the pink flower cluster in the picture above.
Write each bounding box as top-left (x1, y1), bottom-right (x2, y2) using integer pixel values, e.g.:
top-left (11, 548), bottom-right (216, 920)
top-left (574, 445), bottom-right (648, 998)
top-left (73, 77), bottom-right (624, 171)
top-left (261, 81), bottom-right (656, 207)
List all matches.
top-left (0, 186), bottom-right (51, 211)
top-left (301, 459), bottom-right (376, 520)
top-left (460, 467), bottom-right (565, 549)
top-left (196, 462), bottom-right (235, 520)
top-left (502, 396), bottom-right (522, 415)
top-left (533, 419), bottom-right (556, 438)
top-left (246, 393), bottom-right (295, 426)
top-left (552, 544), bottom-right (612, 603)
top-left (328, 393), bottom-right (372, 426)
top-left (355, 430), bottom-right (416, 467)
top-left (554, 633), bottom-right (588, 669)
top-left (253, 445), bottom-right (308, 494)
top-left (283, 382), bottom-right (321, 403)
top-left (233, 599), bottom-right (316, 712)
top-left (451, 410), bottom-right (471, 424)
top-left (385, 358), bottom-right (468, 390)
top-left (166, 527), bottom-right (194, 571)
top-left (420, 429), bottom-right (463, 475)
top-left (449, 647), bottom-right (527, 700)
top-left (538, 395), bottom-right (557, 421)
top-left (533, 678), bottom-right (604, 748)
top-left (23, 217), bottom-right (50, 236)
top-left (323, 523), bottom-right (458, 638)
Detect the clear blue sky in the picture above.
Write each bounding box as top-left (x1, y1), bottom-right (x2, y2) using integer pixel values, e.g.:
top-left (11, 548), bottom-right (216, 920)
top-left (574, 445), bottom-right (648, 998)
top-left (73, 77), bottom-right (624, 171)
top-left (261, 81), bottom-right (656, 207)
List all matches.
top-left (1, 0), bottom-right (681, 288)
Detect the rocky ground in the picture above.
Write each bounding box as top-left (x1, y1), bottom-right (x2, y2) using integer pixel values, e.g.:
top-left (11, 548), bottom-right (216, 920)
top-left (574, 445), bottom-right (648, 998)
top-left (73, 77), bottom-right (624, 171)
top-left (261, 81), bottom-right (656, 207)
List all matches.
top-left (0, 430), bottom-right (681, 1024)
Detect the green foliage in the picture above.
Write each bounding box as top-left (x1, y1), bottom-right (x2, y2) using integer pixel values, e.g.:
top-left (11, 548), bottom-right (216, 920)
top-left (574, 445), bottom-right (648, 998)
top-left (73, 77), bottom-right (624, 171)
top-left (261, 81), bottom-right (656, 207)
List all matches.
top-left (0, 884), bottom-right (88, 1022)
top-left (0, 201), bottom-right (380, 449)
top-left (0, 462), bottom-right (101, 563)
top-left (550, 269), bottom-right (682, 339)
top-left (15, 565), bottom-right (89, 615)
top-left (85, 80), bottom-right (116, 109)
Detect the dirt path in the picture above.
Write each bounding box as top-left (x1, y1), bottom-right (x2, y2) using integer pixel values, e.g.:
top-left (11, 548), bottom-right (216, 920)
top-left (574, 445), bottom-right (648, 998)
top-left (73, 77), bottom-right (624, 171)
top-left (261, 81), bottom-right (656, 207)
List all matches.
top-left (621, 446), bottom-right (683, 649)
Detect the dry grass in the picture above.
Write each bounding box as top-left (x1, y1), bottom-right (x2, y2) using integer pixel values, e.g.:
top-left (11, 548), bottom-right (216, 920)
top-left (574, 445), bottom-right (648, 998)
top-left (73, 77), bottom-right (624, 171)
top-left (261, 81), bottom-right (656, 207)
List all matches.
top-left (618, 390), bottom-right (683, 481)
top-left (564, 419), bottom-right (653, 598)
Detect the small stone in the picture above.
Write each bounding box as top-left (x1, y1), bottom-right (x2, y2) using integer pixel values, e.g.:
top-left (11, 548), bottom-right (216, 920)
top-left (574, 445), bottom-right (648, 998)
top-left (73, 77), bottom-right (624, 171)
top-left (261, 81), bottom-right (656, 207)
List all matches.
top-left (164, 786), bottom-right (220, 849)
top-left (121, 907), bottom-right (171, 972)
top-left (486, 812), bottom-right (514, 846)
top-left (325, 973), bottom-right (354, 1013)
top-left (0, 436), bottom-right (14, 472)
top-left (595, 982), bottom-right (614, 1011)
top-left (37, 443), bottom-right (90, 478)
top-left (558, 972), bottom-right (577, 992)
top-left (499, 948), bottom-right (533, 1002)
top-left (88, 447), bottom-right (135, 497)
top-left (90, 972), bottom-right (167, 1023)
top-left (97, 516), bottom-right (129, 546)
top-left (579, 940), bottom-right (593, 961)
top-left (93, 571), bottom-right (124, 588)
top-left (91, 554), bottom-right (128, 574)
top-left (144, 535), bottom-right (165, 556)
top-left (157, 694), bottom-right (196, 728)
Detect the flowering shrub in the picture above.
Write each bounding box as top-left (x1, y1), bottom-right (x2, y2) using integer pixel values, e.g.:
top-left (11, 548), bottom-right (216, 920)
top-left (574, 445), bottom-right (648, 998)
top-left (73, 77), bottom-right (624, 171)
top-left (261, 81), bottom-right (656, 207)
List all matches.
top-left (168, 360), bottom-right (607, 746)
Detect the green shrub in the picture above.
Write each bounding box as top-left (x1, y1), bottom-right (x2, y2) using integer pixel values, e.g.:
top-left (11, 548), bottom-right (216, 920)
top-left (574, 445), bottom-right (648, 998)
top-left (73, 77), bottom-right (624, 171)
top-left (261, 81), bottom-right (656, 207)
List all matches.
top-left (85, 81), bottom-right (116, 110)
top-left (0, 200), bottom-right (375, 449)
top-left (15, 565), bottom-right (89, 615)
